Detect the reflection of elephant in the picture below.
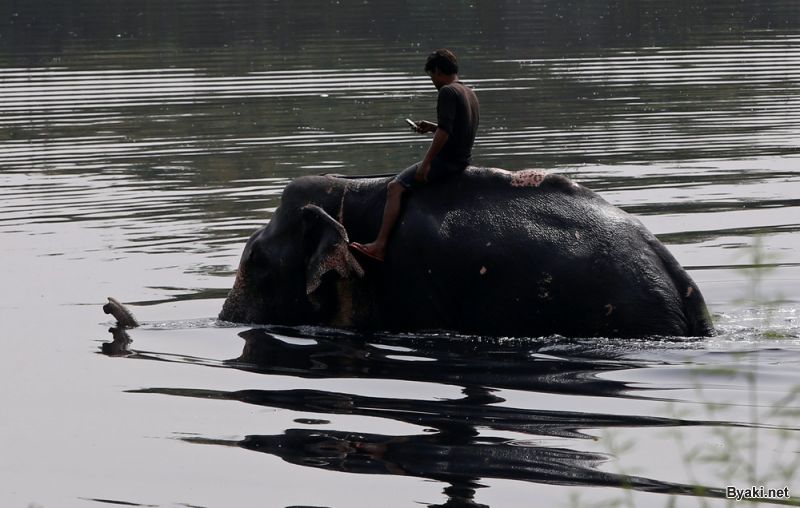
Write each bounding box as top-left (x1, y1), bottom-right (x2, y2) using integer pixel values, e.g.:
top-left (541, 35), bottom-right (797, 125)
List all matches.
top-left (219, 168), bottom-right (714, 337)
top-left (186, 429), bottom-right (724, 503)
top-left (133, 329), bottom-right (710, 439)
top-left (228, 328), bottom-right (634, 398)
top-left (123, 329), bottom-right (732, 505)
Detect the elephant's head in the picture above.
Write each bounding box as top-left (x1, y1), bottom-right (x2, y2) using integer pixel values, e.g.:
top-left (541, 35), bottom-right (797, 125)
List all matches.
top-left (219, 202), bottom-right (365, 326)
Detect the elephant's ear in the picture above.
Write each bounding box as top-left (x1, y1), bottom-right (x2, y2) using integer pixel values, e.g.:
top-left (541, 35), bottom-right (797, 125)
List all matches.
top-left (301, 204), bottom-right (365, 295)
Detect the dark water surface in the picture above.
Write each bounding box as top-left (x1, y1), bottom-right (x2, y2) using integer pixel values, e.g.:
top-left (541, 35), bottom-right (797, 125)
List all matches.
top-left (1, 1), bottom-right (799, 507)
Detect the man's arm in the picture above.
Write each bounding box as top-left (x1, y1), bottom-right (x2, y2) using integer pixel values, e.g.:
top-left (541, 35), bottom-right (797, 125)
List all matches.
top-left (416, 86), bottom-right (456, 181)
top-left (416, 128), bottom-right (449, 182)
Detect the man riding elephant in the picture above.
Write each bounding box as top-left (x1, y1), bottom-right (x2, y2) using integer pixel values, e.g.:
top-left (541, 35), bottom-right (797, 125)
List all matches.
top-left (350, 48), bottom-right (479, 262)
top-left (218, 49), bottom-right (714, 338)
top-left (219, 166), bottom-right (714, 338)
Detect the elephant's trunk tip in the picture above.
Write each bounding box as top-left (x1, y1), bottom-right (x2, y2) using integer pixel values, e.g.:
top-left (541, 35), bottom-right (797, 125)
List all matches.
top-left (103, 297), bottom-right (139, 328)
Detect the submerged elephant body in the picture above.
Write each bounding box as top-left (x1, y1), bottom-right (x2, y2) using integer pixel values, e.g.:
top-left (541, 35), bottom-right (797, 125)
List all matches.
top-left (220, 167), bottom-right (714, 338)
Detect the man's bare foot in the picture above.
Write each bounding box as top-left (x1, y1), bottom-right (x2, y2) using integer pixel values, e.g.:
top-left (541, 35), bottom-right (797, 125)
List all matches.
top-left (349, 242), bottom-right (385, 262)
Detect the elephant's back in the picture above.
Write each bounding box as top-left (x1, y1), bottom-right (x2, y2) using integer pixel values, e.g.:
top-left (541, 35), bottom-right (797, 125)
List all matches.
top-left (404, 167), bottom-right (631, 258)
top-left (385, 170), bottom-right (692, 337)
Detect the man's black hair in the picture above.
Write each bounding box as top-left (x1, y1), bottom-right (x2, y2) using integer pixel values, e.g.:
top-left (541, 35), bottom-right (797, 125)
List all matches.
top-left (425, 49), bottom-right (459, 75)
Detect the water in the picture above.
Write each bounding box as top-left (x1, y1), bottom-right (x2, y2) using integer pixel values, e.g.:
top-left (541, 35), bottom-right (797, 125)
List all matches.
top-left (1, 1), bottom-right (799, 506)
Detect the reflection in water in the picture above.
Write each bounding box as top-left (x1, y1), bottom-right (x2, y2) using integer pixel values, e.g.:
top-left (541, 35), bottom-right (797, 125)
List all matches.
top-left (230, 328), bottom-right (634, 397)
top-left (186, 430), bottom-right (722, 504)
top-left (101, 327), bottom-right (133, 357)
top-left (134, 331), bottom-right (716, 440)
top-left (105, 326), bottom-right (755, 505)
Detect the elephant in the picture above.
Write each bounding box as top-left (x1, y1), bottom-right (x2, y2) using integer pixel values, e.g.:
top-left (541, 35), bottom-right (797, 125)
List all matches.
top-left (219, 167), bottom-right (714, 338)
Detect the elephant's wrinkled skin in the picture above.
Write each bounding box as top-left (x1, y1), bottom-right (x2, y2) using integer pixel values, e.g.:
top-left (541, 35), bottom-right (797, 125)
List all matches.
top-left (219, 167), bottom-right (714, 338)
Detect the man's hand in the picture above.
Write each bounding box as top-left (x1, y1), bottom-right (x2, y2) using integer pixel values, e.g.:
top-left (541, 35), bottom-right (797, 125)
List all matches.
top-left (413, 120), bottom-right (438, 134)
top-left (415, 161), bottom-right (431, 183)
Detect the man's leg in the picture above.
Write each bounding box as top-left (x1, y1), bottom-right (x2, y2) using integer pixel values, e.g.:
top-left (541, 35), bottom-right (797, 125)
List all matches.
top-left (355, 180), bottom-right (406, 261)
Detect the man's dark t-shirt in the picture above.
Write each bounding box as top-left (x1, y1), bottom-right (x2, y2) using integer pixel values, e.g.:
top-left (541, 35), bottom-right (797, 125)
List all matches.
top-left (436, 81), bottom-right (479, 166)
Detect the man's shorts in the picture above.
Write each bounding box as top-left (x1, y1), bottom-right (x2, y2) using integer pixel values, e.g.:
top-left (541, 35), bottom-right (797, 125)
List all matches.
top-left (395, 158), bottom-right (467, 190)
